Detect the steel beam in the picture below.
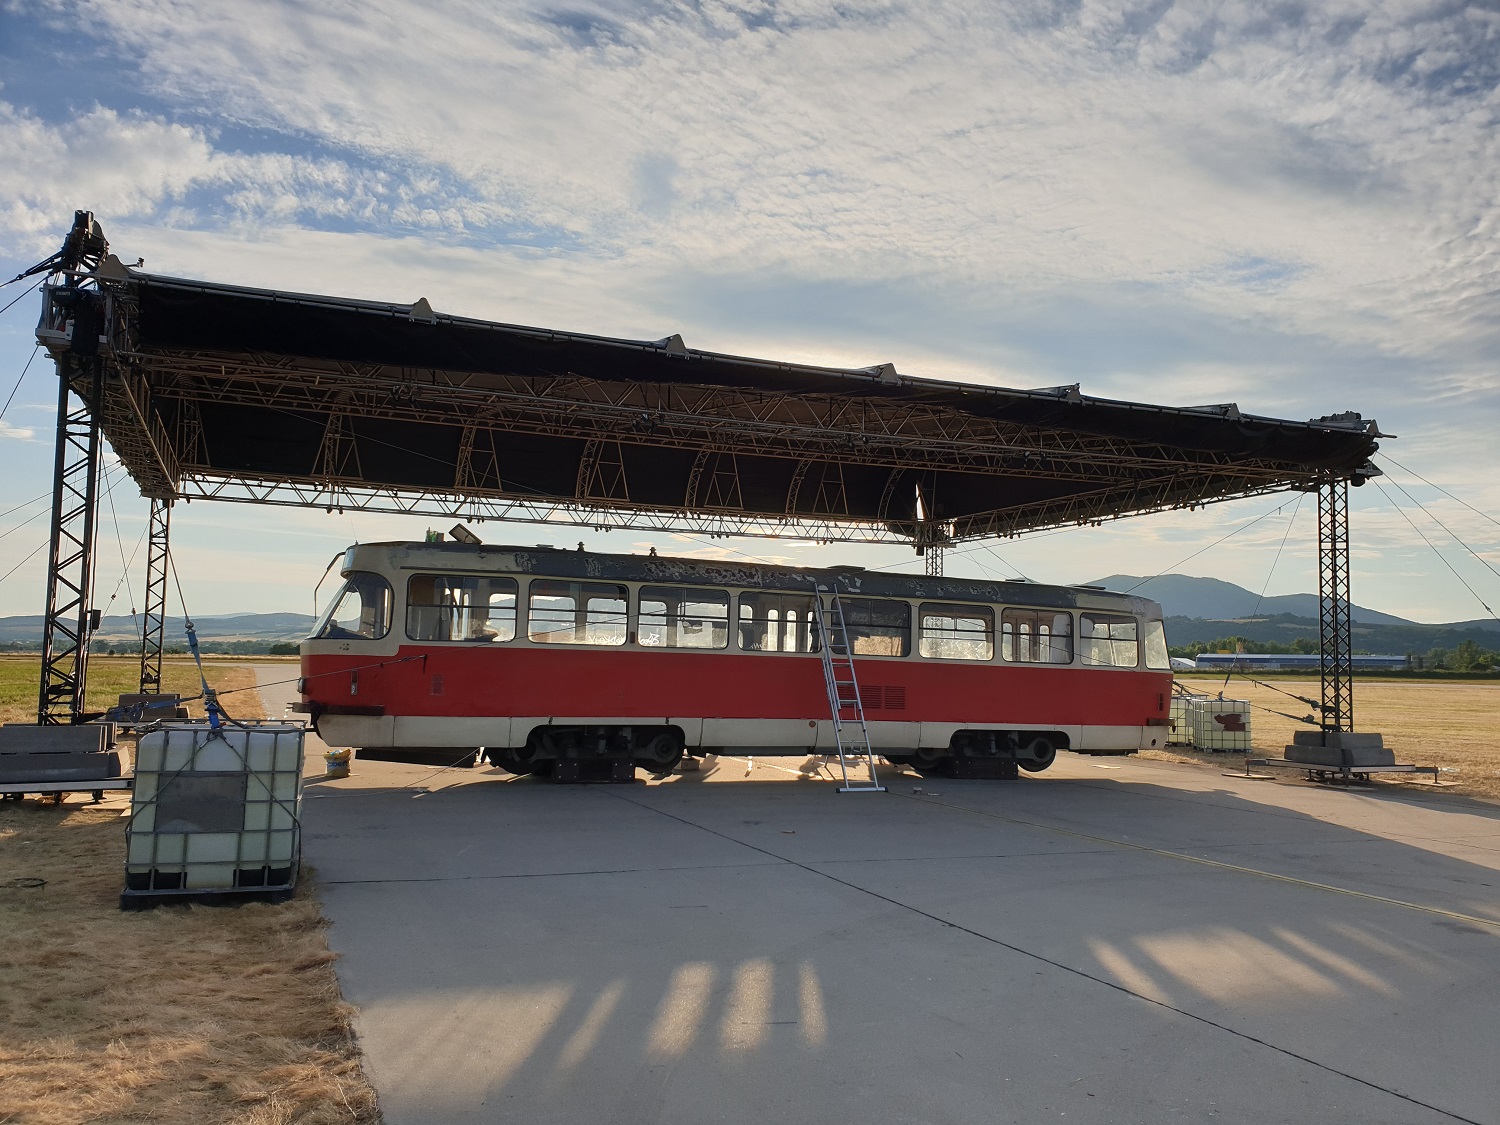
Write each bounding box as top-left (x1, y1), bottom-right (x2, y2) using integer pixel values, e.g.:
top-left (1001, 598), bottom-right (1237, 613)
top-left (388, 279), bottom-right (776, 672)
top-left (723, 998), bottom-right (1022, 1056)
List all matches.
top-left (137, 498), bottom-right (171, 694)
top-left (1317, 477), bottom-right (1354, 733)
top-left (130, 350), bottom-right (1279, 482)
top-left (170, 468), bottom-right (1301, 546)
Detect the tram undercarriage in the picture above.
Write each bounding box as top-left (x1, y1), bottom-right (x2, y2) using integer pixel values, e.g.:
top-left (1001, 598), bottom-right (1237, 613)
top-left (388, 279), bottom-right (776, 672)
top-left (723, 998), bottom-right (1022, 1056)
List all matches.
top-left (349, 723), bottom-right (1093, 782)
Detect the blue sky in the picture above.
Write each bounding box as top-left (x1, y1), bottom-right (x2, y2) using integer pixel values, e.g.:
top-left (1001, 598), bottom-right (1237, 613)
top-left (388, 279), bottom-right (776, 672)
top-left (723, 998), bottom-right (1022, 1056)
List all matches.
top-left (1, 0), bottom-right (1497, 623)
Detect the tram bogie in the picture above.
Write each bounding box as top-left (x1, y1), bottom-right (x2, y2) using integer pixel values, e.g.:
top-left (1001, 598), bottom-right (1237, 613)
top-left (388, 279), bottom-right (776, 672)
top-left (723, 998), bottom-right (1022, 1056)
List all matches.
top-left (297, 541), bottom-right (1175, 782)
top-left (490, 724), bottom-right (686, 778)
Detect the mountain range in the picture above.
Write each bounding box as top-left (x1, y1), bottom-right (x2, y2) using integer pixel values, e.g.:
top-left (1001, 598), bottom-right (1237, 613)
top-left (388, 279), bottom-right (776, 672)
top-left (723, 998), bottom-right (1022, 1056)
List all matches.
top-left (1090, 574), bottom-right (1499, 652)
top-left (1088, 574), bottom-right (1416, 625)
top-left (0, 612), bottom-right (316, 648)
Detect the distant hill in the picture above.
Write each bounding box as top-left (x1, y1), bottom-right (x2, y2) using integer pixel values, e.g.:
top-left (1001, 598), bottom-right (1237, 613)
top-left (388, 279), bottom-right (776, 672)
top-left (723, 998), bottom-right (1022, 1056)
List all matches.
top-left (1161, 613), bottom-right (1500, 653)
top-left (1085, 574), bottom-right (1498, 654)
top-left (1091, 573), bottom-right (1415, 625)
top-left (0, 612), bottom-right (316, 647)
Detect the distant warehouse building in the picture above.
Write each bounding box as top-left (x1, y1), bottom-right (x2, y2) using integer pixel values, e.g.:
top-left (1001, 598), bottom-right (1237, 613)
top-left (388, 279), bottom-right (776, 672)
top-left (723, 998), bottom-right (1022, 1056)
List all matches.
top-left (1193, 654), bottom-right (1409, 672)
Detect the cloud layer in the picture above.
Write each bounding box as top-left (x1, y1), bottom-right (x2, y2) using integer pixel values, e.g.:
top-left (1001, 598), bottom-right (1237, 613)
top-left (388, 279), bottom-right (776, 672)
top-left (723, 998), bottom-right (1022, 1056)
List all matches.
top-left (1, 0), bottom-right (1497, 619)
top-left (6, 2), bottom-right (1496, 359)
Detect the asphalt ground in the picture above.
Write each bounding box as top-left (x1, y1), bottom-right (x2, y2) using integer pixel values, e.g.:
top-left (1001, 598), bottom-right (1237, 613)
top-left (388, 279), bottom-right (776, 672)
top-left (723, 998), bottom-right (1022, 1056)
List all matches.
top-left (256, 668), bottom-right (1500, 1125)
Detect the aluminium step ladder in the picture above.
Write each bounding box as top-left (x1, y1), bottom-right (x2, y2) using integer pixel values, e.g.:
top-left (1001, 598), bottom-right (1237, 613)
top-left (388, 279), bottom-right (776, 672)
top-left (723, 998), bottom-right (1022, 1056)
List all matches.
top-left (812, 585), bottom-right (887, 793)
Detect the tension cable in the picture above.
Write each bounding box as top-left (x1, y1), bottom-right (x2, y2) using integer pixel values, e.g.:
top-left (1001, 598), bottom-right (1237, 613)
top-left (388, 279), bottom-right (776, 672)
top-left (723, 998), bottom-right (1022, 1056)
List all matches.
top-left (1374, 479), bottom-right (1497, 622)
top-left (1377, 453), bottom-right (1500, 532)
top-left (1122, 498), bottom-right (1296, 594)
top-left (0, 346), bottom-right (40, 424)
top-left (1220, 496), bottom-right (1303, 693)
top-left (1379, 475), bottom-right (1500, 587)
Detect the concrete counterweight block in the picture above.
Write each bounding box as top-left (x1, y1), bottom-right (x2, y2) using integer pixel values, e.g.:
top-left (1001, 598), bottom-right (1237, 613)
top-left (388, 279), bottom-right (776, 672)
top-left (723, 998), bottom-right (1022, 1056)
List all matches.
top-left (1284, 730), bottom-right (1395, 768)
top-left (0, 724), bottom-right (120, 783)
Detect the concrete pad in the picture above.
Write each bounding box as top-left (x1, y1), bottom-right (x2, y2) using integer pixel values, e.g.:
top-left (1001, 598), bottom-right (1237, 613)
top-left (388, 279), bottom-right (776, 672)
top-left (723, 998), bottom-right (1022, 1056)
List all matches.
top-left (252, 668), bottom-right (1500, 1125)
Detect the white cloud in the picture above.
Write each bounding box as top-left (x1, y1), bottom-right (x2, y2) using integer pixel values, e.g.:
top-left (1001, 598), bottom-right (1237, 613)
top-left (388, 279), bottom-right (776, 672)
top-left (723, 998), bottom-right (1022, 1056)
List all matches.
top-left (2, 0), bottom-right (1498, 620)
top-left (32, 0), bottom-right (1493, 367)
top-left (0, 103), bottom-right (217, 252)
top-left (0, 418), bottom-right (36, 441)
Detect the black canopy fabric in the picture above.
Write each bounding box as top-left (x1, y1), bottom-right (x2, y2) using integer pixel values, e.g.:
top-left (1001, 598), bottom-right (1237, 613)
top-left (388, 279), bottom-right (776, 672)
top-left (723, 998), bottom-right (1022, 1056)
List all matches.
top-left (82, 268), bottom-right (1380, 541)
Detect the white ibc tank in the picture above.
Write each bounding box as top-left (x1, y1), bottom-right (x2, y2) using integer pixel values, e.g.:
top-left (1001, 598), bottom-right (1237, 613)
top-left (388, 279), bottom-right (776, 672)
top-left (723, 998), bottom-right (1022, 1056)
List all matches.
top-left (1188, 698), bottom-right (1252, 752)
top-left (124, 723), bottom-right (305, 903)
top-left (1168, 694), bottom-right (1202, 746)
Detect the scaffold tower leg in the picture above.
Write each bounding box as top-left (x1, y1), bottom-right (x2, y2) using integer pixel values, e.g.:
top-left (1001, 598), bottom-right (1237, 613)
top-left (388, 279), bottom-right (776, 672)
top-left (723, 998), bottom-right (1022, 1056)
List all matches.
top-left (924, 543), bottom-right (946, 577)
top-left (38, 362), bottom-right (103, 725)
top-left (1317, 476), bottom-right (1353, 733)
top-left (138, 497), bottom-right (171, 694)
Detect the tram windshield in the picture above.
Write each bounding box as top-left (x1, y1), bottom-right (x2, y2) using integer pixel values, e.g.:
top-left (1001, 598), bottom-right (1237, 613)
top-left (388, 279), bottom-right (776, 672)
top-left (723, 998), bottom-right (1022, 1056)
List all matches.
top-left (314, 572), bottom-right (393, 640)
top-left (1143, 620), bottom-right (1170, 670)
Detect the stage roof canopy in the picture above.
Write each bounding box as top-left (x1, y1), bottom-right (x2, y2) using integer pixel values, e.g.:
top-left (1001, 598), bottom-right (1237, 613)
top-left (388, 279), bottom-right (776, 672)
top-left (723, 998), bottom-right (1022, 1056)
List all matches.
top-left (40, 227), bottom-right (1384, 547)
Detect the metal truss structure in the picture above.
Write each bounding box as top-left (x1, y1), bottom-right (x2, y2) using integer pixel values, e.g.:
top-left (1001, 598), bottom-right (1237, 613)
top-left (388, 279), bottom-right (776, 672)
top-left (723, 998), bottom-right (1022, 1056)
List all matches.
top-left (37, 364), bottom-right (103, 722)
top-left (137, 497), bottom-right (171, 694)
top-left (102, 344), bottom-right (1366, 545)
top-left (1317, 477), bottom-right (1354, 732)
top-left (30, 213), bottom-right (109, 723)
top-left (24, 215), bottom-right (1387, 724)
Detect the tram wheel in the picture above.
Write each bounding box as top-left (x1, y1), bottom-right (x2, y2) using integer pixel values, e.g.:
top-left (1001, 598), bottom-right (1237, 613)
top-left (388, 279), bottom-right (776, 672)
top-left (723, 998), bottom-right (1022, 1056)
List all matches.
top-left (908, 748), bottom-right (952, 777)
top-left (1019, 738), bottom-right (1057, 773)
top-left (487, 750), bottom-right (533, 776)
top-left (638, 730), bottom-right (685, 777)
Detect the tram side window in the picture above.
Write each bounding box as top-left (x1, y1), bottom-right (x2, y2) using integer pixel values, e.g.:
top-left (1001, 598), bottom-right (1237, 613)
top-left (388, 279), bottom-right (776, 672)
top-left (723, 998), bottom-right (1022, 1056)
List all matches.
top-left (406, 575), bottom-right (517, 642)
top-left (738, 593), bottom-right (822, 653)
top-left (1001, 609), bottom-right (1073, 664)
top-left (840, 598), bottom-right (912, 657)
top-left (1080, 613), bottom-right (1139, 668)
top-left (528, 580), bottom-right (628, 645)
top-left (919, 603), bottom-right (994, 661)
top-left (315, 572), bottom-right (393, 640)
top-left (638, 587), bottom-right (730, 649)
top-left (1143, 620), bottom-right (1171, 670)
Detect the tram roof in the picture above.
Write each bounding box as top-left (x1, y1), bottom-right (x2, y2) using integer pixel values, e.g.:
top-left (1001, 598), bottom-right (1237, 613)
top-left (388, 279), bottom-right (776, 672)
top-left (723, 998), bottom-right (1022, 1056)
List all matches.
top-left (46, 219), bottom-right (1385, 545)
top-left (345, 540), bottom-right (1161, 615)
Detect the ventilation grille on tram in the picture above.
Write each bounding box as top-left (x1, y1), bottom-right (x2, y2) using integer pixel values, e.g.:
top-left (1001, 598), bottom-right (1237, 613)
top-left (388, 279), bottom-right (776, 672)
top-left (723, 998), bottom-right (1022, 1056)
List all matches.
top-left (860, 686), bottom-right (906, 712)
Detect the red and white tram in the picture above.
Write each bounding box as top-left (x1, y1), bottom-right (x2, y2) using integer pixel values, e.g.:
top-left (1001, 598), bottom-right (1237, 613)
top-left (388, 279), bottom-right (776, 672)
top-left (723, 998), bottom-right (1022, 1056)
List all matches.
top-left (298, 541), bottom-right (1175, 778)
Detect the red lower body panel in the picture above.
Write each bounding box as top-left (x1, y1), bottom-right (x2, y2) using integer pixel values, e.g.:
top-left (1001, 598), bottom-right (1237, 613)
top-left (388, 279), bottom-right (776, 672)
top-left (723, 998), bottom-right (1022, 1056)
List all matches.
top-left (301, 646), bottom-right (1170, 729)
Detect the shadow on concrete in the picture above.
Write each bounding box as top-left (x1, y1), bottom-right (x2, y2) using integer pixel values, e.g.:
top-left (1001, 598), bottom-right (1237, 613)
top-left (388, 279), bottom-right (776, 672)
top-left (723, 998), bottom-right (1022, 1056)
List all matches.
top-left (299, 761), bottom-right (1500, 1124)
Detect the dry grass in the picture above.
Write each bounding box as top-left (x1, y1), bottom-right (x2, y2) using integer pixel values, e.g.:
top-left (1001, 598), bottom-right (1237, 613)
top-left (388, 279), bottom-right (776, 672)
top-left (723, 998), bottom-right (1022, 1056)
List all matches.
top-left (1, 658), bottom-right (378, 1123)
top-left (1143, 677), bottom-right (1500, 802)
top-left (0, 804), bottom-right (379, 1124)
top-left (0, 656), bottom-right (268, 728)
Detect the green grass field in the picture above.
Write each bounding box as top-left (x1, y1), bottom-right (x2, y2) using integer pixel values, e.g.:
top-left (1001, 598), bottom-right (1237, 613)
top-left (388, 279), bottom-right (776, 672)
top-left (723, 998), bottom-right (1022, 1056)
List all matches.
top-left (0, 655), bottom-right (271, 726)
